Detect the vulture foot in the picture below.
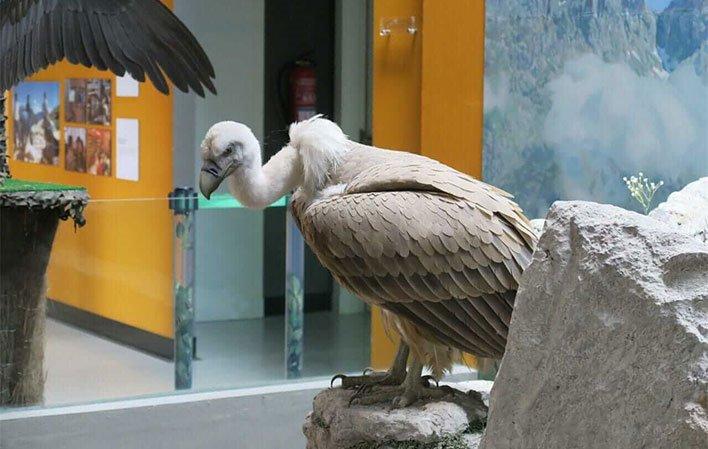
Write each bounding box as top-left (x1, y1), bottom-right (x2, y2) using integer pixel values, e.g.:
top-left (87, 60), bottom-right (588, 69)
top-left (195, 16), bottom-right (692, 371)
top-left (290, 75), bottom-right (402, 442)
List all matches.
top-left (349, 351), bottom-right (455, 407)
top-left (331, 370), bottom-right (405, 389)
top-left (331, 342), bottom-right (410, 392)
top-left (348, 383), bottom-right (455, 408)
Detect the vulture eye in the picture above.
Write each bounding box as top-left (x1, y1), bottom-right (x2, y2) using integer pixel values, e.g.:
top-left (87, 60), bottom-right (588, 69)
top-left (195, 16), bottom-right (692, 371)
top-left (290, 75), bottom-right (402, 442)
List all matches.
top-left (224, 142), bottom-right (241, 156)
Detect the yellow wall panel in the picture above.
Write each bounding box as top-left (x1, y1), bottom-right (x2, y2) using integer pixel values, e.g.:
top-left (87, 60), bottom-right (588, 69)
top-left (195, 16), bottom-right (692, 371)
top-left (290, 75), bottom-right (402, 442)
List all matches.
top-left (6, 0), bottom-right (175, 338)
top-left (370, 0), bottom-right (423, 369)
top-left (421, 0), bottom-right (485, 178)
top-left (371, 0), bottom-right (486, 368)
top-left (372, 0), bottom-right (423, 154)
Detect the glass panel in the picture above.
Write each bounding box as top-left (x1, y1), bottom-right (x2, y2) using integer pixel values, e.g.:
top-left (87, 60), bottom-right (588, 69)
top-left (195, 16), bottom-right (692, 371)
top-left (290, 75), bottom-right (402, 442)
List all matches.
top-left (43, 197), bottom-right (173, 406)
top-left (0, 190), bottom-right (373, 410)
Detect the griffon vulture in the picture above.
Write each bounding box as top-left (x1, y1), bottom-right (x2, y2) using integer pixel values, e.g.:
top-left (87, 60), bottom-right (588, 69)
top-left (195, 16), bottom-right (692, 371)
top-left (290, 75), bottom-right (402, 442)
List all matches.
top-left (199, 117), bottom-right (536, 406)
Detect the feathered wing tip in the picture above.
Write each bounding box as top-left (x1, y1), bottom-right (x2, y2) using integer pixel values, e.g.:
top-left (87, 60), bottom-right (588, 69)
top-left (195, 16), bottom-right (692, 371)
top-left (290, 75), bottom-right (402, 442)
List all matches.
top-left (288, 116), bottom-right (349, 195)
top-left (0, 0), bottom-right (216, 97)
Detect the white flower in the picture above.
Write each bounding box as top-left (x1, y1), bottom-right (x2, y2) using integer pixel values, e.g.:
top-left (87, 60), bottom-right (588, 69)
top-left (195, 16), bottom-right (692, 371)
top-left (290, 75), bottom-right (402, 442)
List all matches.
top-left (622, 172), bottom-right (664, 215)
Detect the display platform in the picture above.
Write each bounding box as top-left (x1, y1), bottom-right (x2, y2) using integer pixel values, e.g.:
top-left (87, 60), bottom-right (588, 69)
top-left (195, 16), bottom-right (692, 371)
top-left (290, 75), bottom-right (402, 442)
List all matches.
top-left (1, 179), bottom-right (88, 406)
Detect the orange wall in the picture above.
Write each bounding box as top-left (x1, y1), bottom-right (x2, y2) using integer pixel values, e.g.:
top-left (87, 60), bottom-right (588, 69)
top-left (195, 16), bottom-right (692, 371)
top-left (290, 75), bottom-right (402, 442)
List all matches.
top-left (421, 0), bottom-right (484, 178)
top-left (371, 0), bottom-right (423, 369)
top-left (370, 0), bottom-right (485, 368)
top-left (6, 0), bottom-right (175, 338)
top-left (372, 0), bottom-right (423, 154)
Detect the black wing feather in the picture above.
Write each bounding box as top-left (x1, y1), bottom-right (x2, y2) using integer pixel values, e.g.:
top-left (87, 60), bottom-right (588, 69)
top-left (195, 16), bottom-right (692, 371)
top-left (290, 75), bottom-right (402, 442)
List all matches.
top-left (86, 10), bottom-right (127, 78)
top-left (0, 0), bottom-right (215, 95)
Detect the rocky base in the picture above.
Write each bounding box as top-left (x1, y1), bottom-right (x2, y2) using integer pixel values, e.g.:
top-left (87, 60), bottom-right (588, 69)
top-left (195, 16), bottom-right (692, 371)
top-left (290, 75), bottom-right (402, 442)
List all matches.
top-left (480, 201), bottom-right (708, 449)
top-left (303, 381), bottom-right (492, 449)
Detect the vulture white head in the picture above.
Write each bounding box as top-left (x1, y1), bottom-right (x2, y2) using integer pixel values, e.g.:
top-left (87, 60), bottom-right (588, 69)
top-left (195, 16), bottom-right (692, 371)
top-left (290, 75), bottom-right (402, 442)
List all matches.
top-left (199, 117), bottom-right (349, 208)
top-left (198, 121), bottom-right (261, 200)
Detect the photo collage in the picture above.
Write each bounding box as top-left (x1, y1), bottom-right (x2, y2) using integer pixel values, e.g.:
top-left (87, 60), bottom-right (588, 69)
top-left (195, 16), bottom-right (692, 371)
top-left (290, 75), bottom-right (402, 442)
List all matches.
top-left (13, 79), bottom-right (112, 177)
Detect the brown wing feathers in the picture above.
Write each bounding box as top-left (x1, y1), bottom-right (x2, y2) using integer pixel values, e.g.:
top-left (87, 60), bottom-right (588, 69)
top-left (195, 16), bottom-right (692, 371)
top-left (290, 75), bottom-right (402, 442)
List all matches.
top-left (297, 187), bottom-right (535, 359)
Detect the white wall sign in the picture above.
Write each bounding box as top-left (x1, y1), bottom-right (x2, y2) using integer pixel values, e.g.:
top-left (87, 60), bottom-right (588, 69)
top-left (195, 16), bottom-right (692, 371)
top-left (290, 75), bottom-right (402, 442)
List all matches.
top-left (116, 118), bottom-right (140, 181)
top-left (116, 74), bottom-right (139, 97)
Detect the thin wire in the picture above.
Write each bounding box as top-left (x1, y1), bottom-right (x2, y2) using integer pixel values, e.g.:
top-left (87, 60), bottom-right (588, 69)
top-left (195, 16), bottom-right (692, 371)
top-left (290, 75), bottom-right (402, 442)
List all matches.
top-left (86, 197), bottom-right (172, 203)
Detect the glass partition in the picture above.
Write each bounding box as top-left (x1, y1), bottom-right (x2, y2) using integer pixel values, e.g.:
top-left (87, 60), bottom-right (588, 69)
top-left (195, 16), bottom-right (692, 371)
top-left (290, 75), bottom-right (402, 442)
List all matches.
top-left (0, 192), bottom-right (371, 410)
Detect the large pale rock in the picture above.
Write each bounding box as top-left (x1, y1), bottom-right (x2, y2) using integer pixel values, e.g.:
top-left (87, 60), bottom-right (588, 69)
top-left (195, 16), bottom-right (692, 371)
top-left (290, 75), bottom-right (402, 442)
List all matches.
top-left (481, 201), bottom-right (708, 449)
top-left (303, 381), bottom-right (491, 449)
top-left (529, 218), bottom-right (546, 235)
top-left (650, 177), bottom-right (708, 243)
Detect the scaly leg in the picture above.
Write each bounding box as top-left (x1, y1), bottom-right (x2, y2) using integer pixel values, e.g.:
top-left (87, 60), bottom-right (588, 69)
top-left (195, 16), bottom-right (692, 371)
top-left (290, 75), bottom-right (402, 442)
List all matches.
top-left (331, 342), bottom-right (409, 389)
top-left (351, 353), bottom-right (455, 407)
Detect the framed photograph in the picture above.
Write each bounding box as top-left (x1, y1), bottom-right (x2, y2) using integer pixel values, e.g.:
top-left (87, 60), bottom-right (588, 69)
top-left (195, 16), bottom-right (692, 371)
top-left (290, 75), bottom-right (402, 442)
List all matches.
top-left (86, 79), bottom-right (111, 126)
top-left (12, 81), bottom-right (60, 165)
top-left (87, 128), bottom-right (111, 176)
top-left (65, 127), bottom-right (87, 173)
top-left (65, 79), bottom-right (87, 123)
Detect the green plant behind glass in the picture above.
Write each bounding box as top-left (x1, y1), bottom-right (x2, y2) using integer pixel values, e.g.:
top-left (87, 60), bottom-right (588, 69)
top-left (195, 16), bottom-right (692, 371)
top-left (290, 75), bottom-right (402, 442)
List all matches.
top-left (623, 172), bottom-right (664, 214)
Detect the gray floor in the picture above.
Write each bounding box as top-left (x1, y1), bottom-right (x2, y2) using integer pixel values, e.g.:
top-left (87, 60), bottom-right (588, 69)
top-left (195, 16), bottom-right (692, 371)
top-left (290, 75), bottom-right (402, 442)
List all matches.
top-left (43, 311), bottom-right (370, 406)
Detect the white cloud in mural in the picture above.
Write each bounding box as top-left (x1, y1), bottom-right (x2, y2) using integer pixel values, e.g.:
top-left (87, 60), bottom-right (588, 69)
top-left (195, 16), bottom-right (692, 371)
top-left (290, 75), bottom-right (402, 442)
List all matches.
top-left (483, 74), bottom-right (510, 113)
top-left (543, 54), bottom-right (707, 202)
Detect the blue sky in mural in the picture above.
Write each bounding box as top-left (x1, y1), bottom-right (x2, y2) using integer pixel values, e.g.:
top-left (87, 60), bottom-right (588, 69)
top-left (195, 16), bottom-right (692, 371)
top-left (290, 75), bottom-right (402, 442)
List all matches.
top-left (14, 81), bottom-right (60, 114)
top-left (645, 0), bottom-right (671, 11)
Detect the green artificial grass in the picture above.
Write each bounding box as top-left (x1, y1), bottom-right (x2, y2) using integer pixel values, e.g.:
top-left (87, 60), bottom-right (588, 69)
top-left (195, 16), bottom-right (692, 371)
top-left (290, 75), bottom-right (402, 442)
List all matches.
top-left (0, 178), bottom-right (85, 193)
top-left (0, 179), bottom-right (89, 226)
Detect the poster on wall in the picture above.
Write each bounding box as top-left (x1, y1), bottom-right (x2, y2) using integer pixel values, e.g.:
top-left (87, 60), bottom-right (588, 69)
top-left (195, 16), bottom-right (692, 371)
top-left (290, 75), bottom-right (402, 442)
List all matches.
top-left (65, 79), bottom-right (87, 123)
top-left (86, 79), bottom-right (111, 126)
top-left (65, 126), bottom-right (87, 173)
top-left (116, 74), bottom-right (139, 97)
top-left (116, 118), bottom-right (140, 181)
top-left (87, 128), bottom-right (111, 176)
top-left (12, 81), bottom-right (60, 166)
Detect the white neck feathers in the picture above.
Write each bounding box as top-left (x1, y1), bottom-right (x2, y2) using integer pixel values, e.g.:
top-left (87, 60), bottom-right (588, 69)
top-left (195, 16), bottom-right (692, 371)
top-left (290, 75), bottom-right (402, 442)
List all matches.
top-left (227, 145), bottom-right (302, 209)
top-left (225, 117), bottom-right (348, 209)
top-left (288, 116), bottom-right (349, 195)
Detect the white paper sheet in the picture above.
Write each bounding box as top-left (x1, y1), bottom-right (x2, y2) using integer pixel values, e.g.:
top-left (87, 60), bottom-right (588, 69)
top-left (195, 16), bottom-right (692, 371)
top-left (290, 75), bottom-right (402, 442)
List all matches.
top-left (116, 119), bottom-right (140, 181)
top-left (116, 74), bottom-right (139, 97)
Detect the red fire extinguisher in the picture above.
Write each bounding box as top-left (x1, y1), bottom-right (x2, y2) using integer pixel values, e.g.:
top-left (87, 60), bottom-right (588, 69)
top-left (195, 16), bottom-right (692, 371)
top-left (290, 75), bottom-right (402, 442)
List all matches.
top-left (279, 58), bottom-right (317, 123)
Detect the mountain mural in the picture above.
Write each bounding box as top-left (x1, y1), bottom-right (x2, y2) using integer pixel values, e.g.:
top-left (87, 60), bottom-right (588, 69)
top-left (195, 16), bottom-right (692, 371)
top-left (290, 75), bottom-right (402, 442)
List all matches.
top-left (483, 0), bottom-right (707, 217)
top-left (657, 0), bottom-right (707, 70)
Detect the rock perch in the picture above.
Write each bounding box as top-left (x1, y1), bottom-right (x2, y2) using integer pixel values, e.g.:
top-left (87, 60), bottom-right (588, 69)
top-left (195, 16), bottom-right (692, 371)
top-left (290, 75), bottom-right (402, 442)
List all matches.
top-left (480, 201), bottom-right (708, 449)
top-left (304, 381), bottom-right (491, 449)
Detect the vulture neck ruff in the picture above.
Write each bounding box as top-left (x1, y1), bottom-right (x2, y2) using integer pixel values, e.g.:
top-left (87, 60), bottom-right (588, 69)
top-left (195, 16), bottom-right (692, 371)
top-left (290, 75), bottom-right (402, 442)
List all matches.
top-left (287, 117), bottom-right (349, 197)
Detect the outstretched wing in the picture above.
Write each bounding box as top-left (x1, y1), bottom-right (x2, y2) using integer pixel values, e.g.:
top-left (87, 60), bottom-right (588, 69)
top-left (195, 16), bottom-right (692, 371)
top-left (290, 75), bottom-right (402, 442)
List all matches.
top-left (295, 188), bottom-right (535, 359)
top-left (0, 0), bottom-right (215, 95)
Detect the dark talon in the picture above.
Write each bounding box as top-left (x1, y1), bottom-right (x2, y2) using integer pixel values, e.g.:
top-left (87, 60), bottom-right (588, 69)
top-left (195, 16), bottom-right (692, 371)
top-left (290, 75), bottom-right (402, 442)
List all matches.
top-left (440, 385), bottom-right (455, 395)
top-left (420, 375), bottom-right (439, 387)
top-left (348, 384), bottom-right (374, 406)
top-left (331, 374), bottom-right (346, 388)
top-left (362, 367), bottom-right (375, 376)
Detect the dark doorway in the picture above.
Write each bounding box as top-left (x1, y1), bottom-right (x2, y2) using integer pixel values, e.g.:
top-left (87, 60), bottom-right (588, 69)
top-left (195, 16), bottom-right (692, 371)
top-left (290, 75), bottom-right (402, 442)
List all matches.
top-left (263, 0), bottom-right (336, 316)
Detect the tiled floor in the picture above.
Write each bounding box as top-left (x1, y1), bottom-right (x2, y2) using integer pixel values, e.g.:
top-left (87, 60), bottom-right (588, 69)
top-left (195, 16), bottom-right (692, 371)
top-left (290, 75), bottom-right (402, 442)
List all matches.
top-left (43, 311), bottom-right (371, 406)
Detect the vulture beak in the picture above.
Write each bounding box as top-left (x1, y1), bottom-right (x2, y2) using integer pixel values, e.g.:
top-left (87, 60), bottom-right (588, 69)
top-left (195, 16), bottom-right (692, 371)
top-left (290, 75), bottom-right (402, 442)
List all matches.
top-left (199, 159), bottom-right (236, 200)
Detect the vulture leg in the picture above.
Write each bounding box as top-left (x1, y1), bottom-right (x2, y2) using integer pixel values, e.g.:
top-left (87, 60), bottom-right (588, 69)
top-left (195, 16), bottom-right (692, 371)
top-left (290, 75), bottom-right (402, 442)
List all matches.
top-left (391, 354), bottom-right (453, 408)
top-left (331, 342), bottom-right (409, 392)
top-left (350, 353), bottom-right (455, 407)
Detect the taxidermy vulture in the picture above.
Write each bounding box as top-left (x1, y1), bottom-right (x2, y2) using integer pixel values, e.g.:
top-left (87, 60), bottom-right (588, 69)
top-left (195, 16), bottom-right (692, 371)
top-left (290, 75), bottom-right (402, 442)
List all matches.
top-left (199, 117), bottom-right (536, 407)
top-left (0, 0), bottom-right (215, 96)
